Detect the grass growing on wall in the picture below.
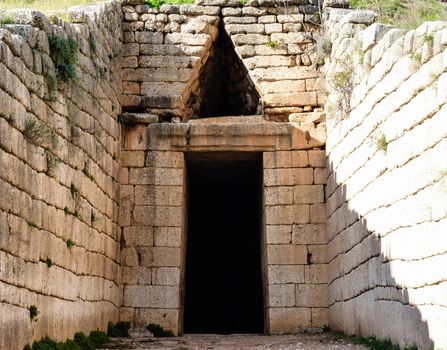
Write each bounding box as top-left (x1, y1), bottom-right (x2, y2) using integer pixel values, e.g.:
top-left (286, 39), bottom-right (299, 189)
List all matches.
top-left (349, 0), bottom-right (447, 29)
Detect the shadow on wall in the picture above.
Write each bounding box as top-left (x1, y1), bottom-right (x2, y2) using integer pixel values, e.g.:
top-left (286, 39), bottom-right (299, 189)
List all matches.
top-left (327, 161), bottom-right (438, 350)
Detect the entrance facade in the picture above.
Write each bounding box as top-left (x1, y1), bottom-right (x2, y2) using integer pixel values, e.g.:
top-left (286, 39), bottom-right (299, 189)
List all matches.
top-left (120, 116), bottom-right (328, 335)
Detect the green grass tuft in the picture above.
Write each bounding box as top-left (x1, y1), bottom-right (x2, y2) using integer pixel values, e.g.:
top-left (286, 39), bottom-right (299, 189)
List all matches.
top-left (0, 16), bottom-right (16, 24)
top-left (146, 323), bottom-right (174, 337)
top-left (66, 239), bottom-right (75, 249)
top-left (349, 0), bottom-right (447, 29)
top-left (107, 321), bottom-right (131, 337)
top-left (49, 35), bottom-right (79, 84)
top-left (29, 305), bottom-right (39, 321)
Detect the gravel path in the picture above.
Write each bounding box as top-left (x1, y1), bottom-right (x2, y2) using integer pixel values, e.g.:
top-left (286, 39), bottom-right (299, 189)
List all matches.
top-left (104, 332), bottom-right (368, 350)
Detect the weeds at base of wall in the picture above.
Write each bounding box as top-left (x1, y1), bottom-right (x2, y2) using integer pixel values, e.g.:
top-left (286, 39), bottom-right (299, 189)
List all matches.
top-left (23, 330), bottom-right (110, 350)
top-left (328, 330), bottom-right (418, 350)
top-left (107, 321), bottom-right (131, 337)
top-left (146, 323), bottom-right (174, 337)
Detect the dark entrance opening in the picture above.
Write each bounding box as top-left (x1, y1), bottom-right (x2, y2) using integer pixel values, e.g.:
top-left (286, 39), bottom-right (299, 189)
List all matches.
top-left (184, 152), bottom-right (264, 334)
top-left (197, 22), bottom-right (261, 118)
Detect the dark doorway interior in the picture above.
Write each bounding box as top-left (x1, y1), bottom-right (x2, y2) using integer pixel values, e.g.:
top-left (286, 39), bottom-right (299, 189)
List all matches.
top-left (184, 152), bottom-right (264, 334)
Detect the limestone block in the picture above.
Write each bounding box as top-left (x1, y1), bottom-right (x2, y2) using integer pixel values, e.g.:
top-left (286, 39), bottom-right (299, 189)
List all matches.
top-left (268, 265), bottom-right (305, 284)
top-left (310, 203), bottom-right (326, 223)
top-left (123, 247), bottom-right (139, 267)
top-left (268, 307), bottom-right (311, 334)
top-left (165, 33), bottom-right (211, 46)
top-left (292, 151), bottom-right (309, 168)
top-left (180, 5), bottom-right (220, 16)
top-left (123, 285), bottom-right (179, 308)
top-left (123, 81), bottom-right (141, 95)
top-left (129, 168), bottom-right (183, 186)
top-left (265, 225), bottom-right (293, 244)
top-left (235, 45), bottom-right (255, 57)
top-left (294, 185), bottom-right (324, 204)
top-left (123, 43), bottom-right (139, 56)
top-left (268, 284), bottom-right (296, 307)
top-left (271, 32), bottom-right (312, 45)
top-left (305, 265), bottom-right (328, 284)
top-left (259, 80), bottom-right (306, 94)
top-left (266, 204), bottom-right (310, 225)
top-left (140, 44), bottom-right (185, 56)
top-left (145, 151), bottom-right (184, 168)
top-left (152, 247), bottom-right (181, 267)
top-left (135, 185), bottom-right (183, 206)
top-left (265, 23), bottom-right (283, 34)
top-left (123, 226), bottom-right (153, 247)
top-left (135, 31), bottom-right (164, 44)
top-left (139, 55), bottom-right (200, 68)
top-left (283, 23), bottom-right (303, 33)
top-left (244, 55), bottom-right (292, 69)
top-left (225, 24), bottom-right (265, 35)
top-left (308, 245), bottom-right (327, 264)
top-left (267, 244), bottom-right (307, 265)
top-left (122, 68), bottom-right (192, 82)
top-left (222, 8), bottom-right (241, 16)
top-left (265, 187), bottom-right (294, 205)
top-left (232, 34), bottom-right (270, 46)
top-left (152, 267), bottom-right (181, 286)
top-left (134, 308), bottom-right (179, 333)
top-left (264, 168), bottom-right (294, 186)
top-left (264, 92), bottom-right (318, 107)
top-left (252, 66), bottom-right (318, 81)
top-left (258, 15), bottom-right (276, 24)
top-left (122, 151), bottom-right (145, 167)
top-left (263, 151), bottom-right (292, 168)
top-left (153, 227), bottom-right (181, 247)
top-left (121, 266), bottom-right (152, 285)
top-left (224, 16), bottom-right (257, 24)
top-left (296, 284), bottom-right (329, 308)
top-left (276, 14), bottom-right (304, 23)
top-left (294, 168), bottom-right (314, 185)
top-left (308, 150), bottom-right (326, 168)
top-left (311, 307), bottom-right (329, 327)
top-left (255, 44), bottom-right (288, 55)
top-left (293, 224), bottom-right (327, 245)
top-left (314, 168), bottom-right (327, 185)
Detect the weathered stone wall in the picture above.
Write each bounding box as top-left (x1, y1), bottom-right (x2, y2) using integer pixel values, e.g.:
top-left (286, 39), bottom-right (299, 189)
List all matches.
top-left (119, 115), bottom-right (328, 335)
top-left (324, 7), bottom-right (447, 350)
top-left (0, 2), bottom-right (122, 348)
top-left (121, 0), bottom-right (324, 121)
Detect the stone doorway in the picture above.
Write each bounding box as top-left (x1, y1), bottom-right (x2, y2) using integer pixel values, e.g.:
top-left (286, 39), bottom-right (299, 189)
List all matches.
top-left (183, 152), bottom-right (265, 334)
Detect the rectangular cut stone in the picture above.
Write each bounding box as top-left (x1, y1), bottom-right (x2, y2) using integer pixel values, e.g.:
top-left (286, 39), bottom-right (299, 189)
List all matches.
top-left (141, 82), bottom-right (185, 96)
top-left (294, 185), bottom-right (324, 204)
top-left (255, 45), bottom-right (288, 55)
top-left (314, 168), bottom-right (327, 184)
top-left (122, 68), bottom-right (192, 83)
top-left (145, 151), bottom-right (184, 168)
top-left (268, 284), bottom-right (295, 307)
top-left (232, 34), bottom-right (270, 45)
top-left (260, 80), bottom-right (306, 94)
top-left (268, 265), bottom-right (304, 284)
top-left (152, 247), bottom-right (181, 267)
top-left (264, 168), bottom-right (294, 186)
top-left (312, 308), bottom-right (328, 328)
top-left (154, 227), bottom-right (182, 247)
top-left (122, 151), bottom-right (145, 167)
top-left (308, 150), bottom-right (326, 167)
top-left (267, 245), bottom-right (307, 264)
top-left (264, 92), bottom-right (318, 107)
top-left (152, 267), bottom-right (181, 286)
top-left (305, 265), bottom-right (327, 284)
top-left (296, 284), bottom-right (329, 307)
top-left (293, 224), bottom-right (327, 244)
top-left (266, 225), bottom-right (293, 244)
top-left (265, 205), bottom-right (309, 225)
top-left (292, 151), bottom-right (309, 167)
top-left (268, 307), bottom-right (311, 334)
top-left (264, 151), bottom-right (292, 168)
top-left (123, 226), bottom-right (153, 247)
top-left (258, 15), bottom-right (276, 23)
top-left (135, 32), bottom-right (164, 44)
top-left (225, 24), bottom-right (265, 35)
top-left (129, 168), bottom-right (183, 185)
top-left (294, 168), bottom-right (313, 185)
top-left (139, 55), bottom-right (199, 68)
top-left (310, 203), bottom-right (326, 223)
top-left (224, 16), bottom-right (257, 24)
top-left (265, 187), bottom-right (294, 205)
top-left (123, 285), bottom-right (179, 308)
top-left (135, 186), bottom-right (182, 206)
top-left (165, 33), bottom-right (211, 46)
top-left (244, 56), bottom-right (292, 69)
top-left (265, 23), bottom-right (283, 34)
top-left (252, 67), bottom-right (318, 81)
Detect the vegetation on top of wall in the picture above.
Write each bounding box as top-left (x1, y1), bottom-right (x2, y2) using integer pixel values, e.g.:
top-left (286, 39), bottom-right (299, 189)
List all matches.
top-left (49, 35), bottom-right (79, 84)
top-left (0, 0), bottom-right (105, 12)
top-left (0, 16), bottom-right (16, 24)
top-left (144, 0), bottom-right (194, 9)
top-left (328, 330), bottom-right (418, 350)
top-left (349, 0), bottom-right (447, 29)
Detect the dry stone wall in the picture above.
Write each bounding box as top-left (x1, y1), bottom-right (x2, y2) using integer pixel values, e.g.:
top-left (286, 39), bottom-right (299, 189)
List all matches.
top-left (121, 0), bottom-right (325, 121)
top-left (324, 7), bottom-right (447, 350)
top-left (0, 2), bottom-right (122, 348)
